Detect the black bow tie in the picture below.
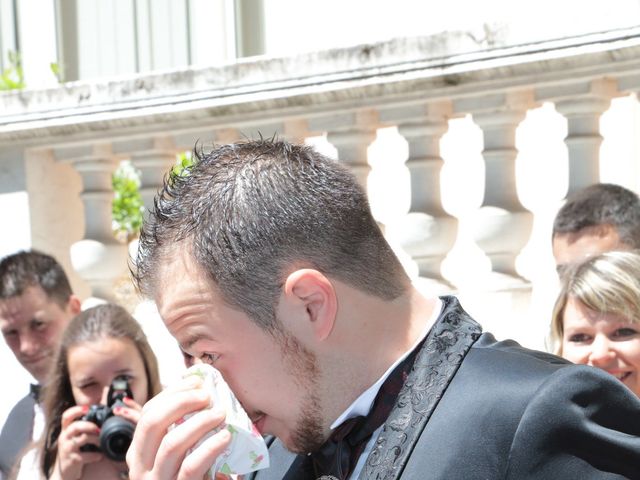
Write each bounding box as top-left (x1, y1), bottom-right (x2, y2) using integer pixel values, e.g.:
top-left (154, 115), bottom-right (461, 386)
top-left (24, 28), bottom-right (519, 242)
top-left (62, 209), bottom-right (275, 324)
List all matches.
top-left (310, 340), bottom-right (424, 480)
top-left (29, 383), bottom-right (41, 403)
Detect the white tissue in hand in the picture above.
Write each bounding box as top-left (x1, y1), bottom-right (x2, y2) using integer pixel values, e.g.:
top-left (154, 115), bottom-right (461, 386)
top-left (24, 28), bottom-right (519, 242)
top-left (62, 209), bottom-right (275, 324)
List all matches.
top-left (173, 363), bottom-right (269, 476)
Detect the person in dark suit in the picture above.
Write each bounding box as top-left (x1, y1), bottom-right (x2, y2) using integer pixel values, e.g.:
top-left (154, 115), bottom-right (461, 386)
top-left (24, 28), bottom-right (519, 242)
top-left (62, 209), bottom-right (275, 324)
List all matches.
top-left (126, 139), bottom-right (640, 480)
top-left (0, 251), bottom-right (80, 478)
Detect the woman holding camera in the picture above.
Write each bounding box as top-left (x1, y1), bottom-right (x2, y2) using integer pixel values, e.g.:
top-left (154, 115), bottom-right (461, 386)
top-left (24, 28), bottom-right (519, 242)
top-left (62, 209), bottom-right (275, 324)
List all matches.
top-left (37, 303), bottom-right (162, 479)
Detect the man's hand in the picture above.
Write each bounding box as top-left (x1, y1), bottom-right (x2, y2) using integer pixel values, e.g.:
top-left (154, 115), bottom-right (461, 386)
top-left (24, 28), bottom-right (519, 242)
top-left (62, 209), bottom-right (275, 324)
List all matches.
top-left (127, 375), bottom-right (232, 480)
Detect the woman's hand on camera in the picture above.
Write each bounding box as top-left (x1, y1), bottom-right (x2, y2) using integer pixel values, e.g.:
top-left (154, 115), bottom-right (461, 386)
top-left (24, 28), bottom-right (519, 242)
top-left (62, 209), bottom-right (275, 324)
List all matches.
top-left (127, 375), bottom-right (231, 480)
top-left (113, 396), bottom-right (144, 425)
top-left (52, 405), bottom-right (102, 480)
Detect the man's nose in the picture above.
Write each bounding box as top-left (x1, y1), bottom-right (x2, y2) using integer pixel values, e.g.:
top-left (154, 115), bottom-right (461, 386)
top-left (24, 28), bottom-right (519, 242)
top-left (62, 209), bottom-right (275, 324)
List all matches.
top-left (588, 335), bottom-right (616, 367)
top-left (19, 334), bottom-right (39, 356)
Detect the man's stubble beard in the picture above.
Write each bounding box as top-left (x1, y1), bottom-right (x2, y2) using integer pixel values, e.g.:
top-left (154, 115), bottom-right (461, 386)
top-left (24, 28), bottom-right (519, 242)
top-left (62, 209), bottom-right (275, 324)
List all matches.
top-left (277, 329), bottom-right (327, 454)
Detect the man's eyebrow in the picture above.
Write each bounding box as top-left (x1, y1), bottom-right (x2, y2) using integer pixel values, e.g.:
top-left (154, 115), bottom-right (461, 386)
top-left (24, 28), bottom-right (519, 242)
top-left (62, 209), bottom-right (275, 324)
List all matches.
top-left (182, 332), bottom-right (213, 352)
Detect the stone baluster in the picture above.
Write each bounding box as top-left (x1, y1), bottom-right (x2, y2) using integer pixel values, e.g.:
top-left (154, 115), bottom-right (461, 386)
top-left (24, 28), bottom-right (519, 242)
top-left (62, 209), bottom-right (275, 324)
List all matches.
top-left (57, 143), bottom-right (128, 301)
top-left (459, 91), bottom-right (535, 277)
top-left (115, 137), bottom-right (179, 214)
top-left (380, 101), bottom-right (457, 281)
top-left (310, 110), bottom-right (378, 188)
top-left (215, 128), bottom-right (242, 144)
top-left (542, 78), bottom-right (617, 195)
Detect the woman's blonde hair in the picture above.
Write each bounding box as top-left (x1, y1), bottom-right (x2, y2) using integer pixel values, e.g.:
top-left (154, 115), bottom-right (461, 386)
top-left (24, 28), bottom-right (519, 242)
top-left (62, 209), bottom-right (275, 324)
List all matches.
top-left (549, 250), bottom-right (640, 355)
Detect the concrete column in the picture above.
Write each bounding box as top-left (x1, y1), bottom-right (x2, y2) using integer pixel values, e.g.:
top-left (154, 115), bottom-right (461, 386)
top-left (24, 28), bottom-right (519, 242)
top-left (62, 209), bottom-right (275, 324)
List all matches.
top-left (459, 91), bottom-right (535, 277)
top-left (550, 79), bottom-right (617, 195)
top-left (311, 110), bottom-right (378, 189)
top-left (24, 148), bottom-right (89, 298)
top-left (283, 119), bottom-right (309, 143)
top-left (380, 101), bottom-right (457, 281)
top-left (56, 144), bottom-right (127, 302)
top-left (234, 0), bottom-right (265, 58)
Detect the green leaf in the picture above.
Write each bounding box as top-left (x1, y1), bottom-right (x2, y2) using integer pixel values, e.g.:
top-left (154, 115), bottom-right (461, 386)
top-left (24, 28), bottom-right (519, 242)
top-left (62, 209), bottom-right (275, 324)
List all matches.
top-left (0, 50), bottom-right (25, 91)
top-left (112, 161), bottom-right (143, 241)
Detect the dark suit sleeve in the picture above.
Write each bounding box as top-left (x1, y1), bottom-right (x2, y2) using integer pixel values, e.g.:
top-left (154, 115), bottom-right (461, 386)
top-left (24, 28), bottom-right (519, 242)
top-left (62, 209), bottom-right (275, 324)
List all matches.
top-left (0, 395), bottom-right (35, 477)
top-left (505, 365), bottom-right (640, 479)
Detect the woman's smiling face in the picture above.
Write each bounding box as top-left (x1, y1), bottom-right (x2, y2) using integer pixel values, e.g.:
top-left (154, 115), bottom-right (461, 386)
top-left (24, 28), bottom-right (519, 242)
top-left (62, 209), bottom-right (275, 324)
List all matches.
top-left (562, 296), bottom-right (640, 398)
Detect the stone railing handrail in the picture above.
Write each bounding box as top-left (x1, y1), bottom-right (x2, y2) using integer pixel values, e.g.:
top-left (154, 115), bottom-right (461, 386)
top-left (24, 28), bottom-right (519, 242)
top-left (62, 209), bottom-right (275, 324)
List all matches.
top-left (2, 26), bottom-right (640, 146)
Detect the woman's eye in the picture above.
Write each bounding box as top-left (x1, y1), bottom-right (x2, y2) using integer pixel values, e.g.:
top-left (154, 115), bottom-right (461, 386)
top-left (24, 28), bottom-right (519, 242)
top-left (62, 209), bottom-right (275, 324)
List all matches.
top-left (614, 328), bottom-right (638, 338)
top-left (568, 333), bottom-right (591, 343)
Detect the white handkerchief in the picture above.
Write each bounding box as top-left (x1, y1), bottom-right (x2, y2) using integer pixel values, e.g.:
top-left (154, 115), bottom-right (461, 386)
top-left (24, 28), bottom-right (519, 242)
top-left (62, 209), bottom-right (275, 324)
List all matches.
top-left (174, 364), bottom-right (270, 476)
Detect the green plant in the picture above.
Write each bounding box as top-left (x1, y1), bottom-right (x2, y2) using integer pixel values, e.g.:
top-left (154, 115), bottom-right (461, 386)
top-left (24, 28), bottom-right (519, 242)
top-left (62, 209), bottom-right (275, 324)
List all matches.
top-left (50, 62), bottom-right (63, 83)
top-left (171, 151), bottom-right (193, 179)
top-left (0, 50), bottom-right (25, 91)
top-left (111, 152), bottom-right (193, 241)
top-left (112, 161), bottom-right (144, 242)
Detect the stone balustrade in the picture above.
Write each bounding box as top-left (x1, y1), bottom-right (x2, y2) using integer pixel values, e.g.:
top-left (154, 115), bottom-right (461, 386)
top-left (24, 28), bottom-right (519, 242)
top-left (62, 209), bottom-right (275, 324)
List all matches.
top-left (2, 27), bottom-right (640, 346)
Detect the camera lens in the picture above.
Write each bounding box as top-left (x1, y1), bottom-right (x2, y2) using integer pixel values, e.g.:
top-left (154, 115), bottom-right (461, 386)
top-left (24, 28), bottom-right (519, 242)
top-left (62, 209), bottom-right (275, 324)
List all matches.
top-left (100, 415), bottom-right (135, 461)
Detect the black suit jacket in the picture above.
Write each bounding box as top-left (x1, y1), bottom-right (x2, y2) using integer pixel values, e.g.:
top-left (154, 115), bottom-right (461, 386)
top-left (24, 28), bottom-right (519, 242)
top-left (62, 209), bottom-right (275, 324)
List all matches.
top-left (0, 393), bottom-right (35, 478)
top-left (250, 296), bottom-right (640, 479)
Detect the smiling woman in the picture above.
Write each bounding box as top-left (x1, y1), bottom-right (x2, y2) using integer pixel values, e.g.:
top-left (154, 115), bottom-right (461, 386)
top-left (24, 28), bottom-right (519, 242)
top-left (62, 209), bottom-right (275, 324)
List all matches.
top-left (549, 250), bottom-right (640, 398)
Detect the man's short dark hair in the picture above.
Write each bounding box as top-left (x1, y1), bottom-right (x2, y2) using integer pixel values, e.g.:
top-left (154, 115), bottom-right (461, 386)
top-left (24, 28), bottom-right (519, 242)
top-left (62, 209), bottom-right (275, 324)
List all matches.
top-left (134, 139), bottom-right (410, 331)
top-left (0, 250), bottom-right (73, 306)
top-left (552, 183), bottom-right (640, 248)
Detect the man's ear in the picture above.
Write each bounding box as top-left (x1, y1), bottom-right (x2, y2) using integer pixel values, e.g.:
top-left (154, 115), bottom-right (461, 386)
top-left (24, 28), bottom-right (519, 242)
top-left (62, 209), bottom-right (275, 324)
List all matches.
top-left (283, 269), bottom-right (337, 341)
top-left (67, 295), bottom-right (82, 316)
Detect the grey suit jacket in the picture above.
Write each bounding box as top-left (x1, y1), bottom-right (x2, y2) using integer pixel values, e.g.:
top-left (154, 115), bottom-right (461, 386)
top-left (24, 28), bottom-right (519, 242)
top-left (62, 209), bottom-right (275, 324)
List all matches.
top-left (250, 296), bottom-right (640, 480)
top-left (0, 393), bottom-right (35, 478)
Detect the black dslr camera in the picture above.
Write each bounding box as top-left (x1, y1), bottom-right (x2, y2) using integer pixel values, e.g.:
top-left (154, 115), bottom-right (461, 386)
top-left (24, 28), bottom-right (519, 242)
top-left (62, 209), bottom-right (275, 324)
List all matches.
top-left (80, 376), bottom-right (135, 462)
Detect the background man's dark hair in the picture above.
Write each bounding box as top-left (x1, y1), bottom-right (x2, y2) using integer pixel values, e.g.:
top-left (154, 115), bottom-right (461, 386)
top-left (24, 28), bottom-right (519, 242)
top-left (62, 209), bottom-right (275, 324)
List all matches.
top-left (134, 139), bottom-right (410, 332)
top-left (0, 250), bottom-right (73, 306)
top-left (552, 183), bottom-right (640, 247)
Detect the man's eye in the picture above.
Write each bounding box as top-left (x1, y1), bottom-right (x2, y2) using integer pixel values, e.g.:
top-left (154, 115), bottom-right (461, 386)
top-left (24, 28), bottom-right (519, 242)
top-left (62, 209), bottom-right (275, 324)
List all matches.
top-left (200, 353), bottom-right (219, 365)
top-left (568, 333), bottom-right (591, 343)
top-left (32, 320), bottom-right (46, 331)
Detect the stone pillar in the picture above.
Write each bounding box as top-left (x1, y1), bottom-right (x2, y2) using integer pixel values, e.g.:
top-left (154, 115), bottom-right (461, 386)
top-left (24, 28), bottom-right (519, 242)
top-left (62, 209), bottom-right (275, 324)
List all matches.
top-left (283, 119), bottom-right (309, 144)
top-left (380, 101), bottom-right (457, 280)
top-left (549, 79), bottom-right (617, 195)
top-left (234, 0), bottom-right (265, 58)
top-left (311, 109), bottom-right (378, 189)
top-left (24, 148), bottom-right (89, 299)
top-left (57, 143), bottom-right (128, 301)
top-left (461, 91), bottom-right (535, 277)
top-left (215, 128), bottom-right (242, 144)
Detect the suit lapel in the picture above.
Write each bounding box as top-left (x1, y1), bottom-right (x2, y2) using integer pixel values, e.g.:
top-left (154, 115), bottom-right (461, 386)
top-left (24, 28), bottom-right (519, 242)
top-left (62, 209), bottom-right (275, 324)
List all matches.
top-left (358, 296), bottom-right (482, 479)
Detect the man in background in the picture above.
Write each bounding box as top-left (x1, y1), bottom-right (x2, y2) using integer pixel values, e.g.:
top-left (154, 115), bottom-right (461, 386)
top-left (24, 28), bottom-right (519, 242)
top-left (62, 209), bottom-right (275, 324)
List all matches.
top-left (552, 183), bottom-right (640, 276)
top-left (0, 251), bottom-right (80, 478)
